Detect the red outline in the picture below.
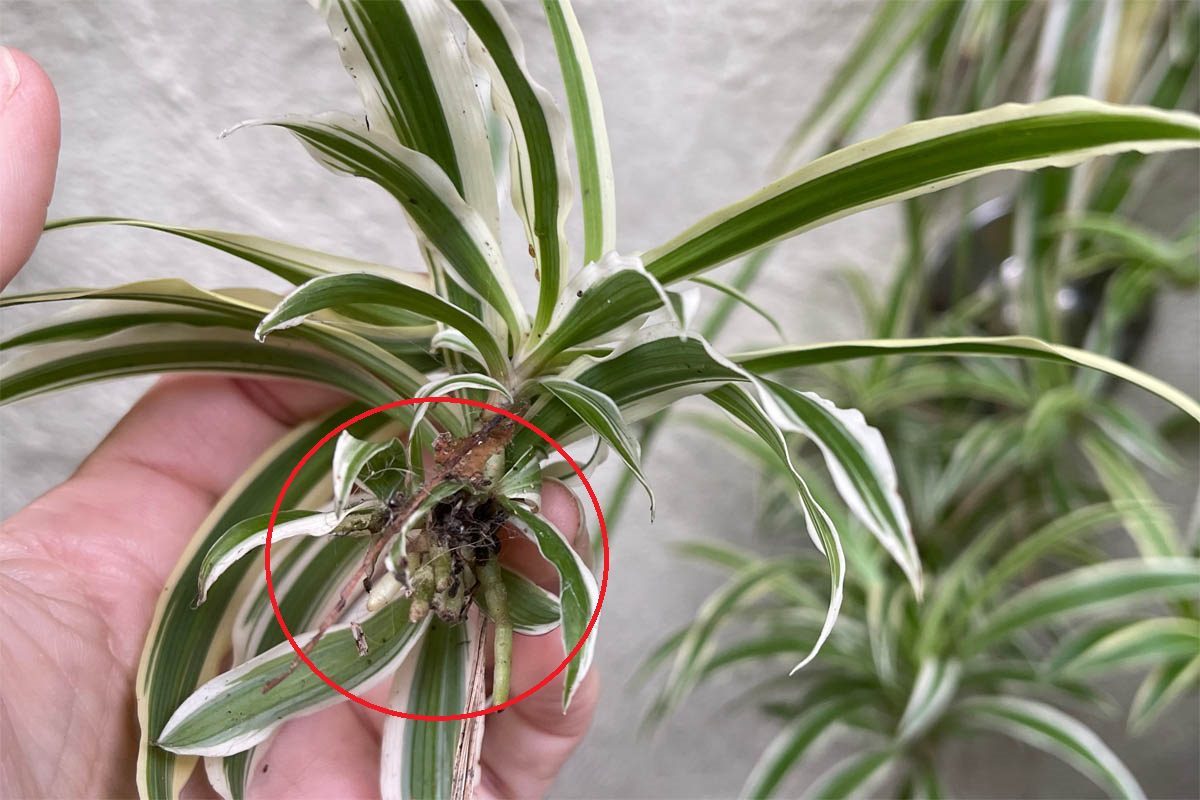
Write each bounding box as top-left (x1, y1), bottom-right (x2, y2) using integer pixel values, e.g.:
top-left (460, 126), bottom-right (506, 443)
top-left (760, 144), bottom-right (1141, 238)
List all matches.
top-left (264, 397), bottom-right (609, 721)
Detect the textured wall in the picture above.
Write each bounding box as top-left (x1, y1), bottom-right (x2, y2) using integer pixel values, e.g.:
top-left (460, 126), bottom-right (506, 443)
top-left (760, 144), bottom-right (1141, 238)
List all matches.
top-left (2, 1), bottom-right (1197, 798)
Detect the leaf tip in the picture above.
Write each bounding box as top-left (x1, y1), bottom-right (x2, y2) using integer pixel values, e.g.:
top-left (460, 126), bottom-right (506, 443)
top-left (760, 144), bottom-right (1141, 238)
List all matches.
top-left (218, 118), bottom-right (260, 140)
top-left (908, 568), bottom-right (925, 603)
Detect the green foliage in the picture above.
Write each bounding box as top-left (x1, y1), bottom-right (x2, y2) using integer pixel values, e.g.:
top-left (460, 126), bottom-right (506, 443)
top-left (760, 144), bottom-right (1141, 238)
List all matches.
top-left (642, 1), bottom-right (1200, 797)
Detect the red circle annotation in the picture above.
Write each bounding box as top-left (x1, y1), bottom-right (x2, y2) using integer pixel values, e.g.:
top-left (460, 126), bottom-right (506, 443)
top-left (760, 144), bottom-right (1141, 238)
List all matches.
top-left (263, 396), bottom-right (610, 722)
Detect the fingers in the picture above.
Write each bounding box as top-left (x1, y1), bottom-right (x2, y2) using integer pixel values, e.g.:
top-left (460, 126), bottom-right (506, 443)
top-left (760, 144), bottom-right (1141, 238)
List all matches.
top-left (479, 479), bottom-right (599, 800)
top-left (0, 47), bottom-right (60, 287)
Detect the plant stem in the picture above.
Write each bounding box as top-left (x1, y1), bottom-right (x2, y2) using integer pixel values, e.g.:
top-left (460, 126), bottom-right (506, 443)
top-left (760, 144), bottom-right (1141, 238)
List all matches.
top-left (478, 558), bottom-right (512, 705)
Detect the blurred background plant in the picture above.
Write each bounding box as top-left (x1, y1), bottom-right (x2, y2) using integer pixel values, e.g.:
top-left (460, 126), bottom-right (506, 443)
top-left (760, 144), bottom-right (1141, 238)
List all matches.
top-left (634, 1), bottom-right (1200, 796)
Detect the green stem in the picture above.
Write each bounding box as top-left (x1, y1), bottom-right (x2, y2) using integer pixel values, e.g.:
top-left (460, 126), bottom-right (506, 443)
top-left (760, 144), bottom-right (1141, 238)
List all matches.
top-left (478, 558), bottom-right (512, 705)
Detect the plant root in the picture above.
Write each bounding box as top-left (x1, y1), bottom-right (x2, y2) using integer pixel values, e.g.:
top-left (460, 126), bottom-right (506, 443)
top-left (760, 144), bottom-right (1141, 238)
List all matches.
top-left (263, 407), bottom-right (525, 698)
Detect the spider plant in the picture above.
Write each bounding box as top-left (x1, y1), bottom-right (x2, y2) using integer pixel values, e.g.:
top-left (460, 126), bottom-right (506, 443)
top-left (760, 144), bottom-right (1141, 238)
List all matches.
top-left (643, 262), bottom-right (1200, 793)
top-left (642, 2), bottom-right (1199, 796)
top-left (644, 456), bottom-right (1199, 798)
top-left (642, 224), bottom-right (1198, 798)
top-left (3, 1), bottom-right (1200, 798)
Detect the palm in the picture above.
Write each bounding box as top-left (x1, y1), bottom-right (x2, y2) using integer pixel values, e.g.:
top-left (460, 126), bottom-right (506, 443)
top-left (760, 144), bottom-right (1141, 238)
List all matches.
top-left (0, 376), bottom-right (348, 797)
top-left (2, 518), bottom-right (141, 797)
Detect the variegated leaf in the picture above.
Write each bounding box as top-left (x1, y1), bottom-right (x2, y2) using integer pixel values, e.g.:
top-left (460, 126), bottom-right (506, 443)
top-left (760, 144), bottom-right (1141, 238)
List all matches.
top-left (157, 598), bottom-right (427, 757)
top-left (535, 376), bottom-right (654, 517)
top-left (501, 498), bottom-right (598, 709)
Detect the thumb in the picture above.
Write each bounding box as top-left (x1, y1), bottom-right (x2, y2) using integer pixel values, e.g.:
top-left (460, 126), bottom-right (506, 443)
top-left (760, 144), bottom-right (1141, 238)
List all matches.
top-left (0, 47), bottom-right (60, 287)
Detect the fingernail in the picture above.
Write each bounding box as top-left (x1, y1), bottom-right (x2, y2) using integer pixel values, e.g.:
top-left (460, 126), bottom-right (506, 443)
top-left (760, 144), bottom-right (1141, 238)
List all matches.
top-left (0, 47), bottom-right (19, 112)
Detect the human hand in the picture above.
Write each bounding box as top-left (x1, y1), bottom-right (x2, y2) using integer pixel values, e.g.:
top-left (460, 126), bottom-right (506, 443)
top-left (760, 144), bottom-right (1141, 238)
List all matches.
top-left (0, 47), bottom-right (597, 800)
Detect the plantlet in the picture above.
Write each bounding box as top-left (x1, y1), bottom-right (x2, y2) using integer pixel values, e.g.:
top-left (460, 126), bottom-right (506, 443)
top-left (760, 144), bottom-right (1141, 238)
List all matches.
top-left (3, 1), bottom-right (1199, 798)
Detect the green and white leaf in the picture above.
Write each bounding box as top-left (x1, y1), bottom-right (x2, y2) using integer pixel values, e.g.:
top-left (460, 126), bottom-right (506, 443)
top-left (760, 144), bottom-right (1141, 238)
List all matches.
top-left (495, 453), bottom-right (543, 509)
top-left (240, 115), bottom-right (525, 338)
top-left (430, 328), bottom-right (486, 367)
top-left (1090, 400), bottom-right (1183, 478)
top-left (1, 323), bottom-right (397, 409)
top-left (311, 0), bottom-right (499, 234)
top-left (1082, 432), bottom-right (1181, 557)
top-left (896, 658), bottom-right (961, 742)
top-left (193, 509), bottom-right (359, 606)
top-left (1055, 618), bottom-right (1200, 677)
top-left (359, 439), bottom-right (412, 503)
top-left (332, 432), bottom-right (400, 513)
top-left (406, 371), bottom-right (514, 445)
top-left (535, 376), bottom-right (654, 517)
top-left (525, 252), bottom-right (680, 367)
top-left (157, 597), bottom-right (426, 757)
top-left (416, 371), bottom-right (512, 402)
top-left (968, 503), bottom-right (1134, 610)
top-left (956, 696), bottom-right (1145, 799)
top-left (1057, 213), bottom-right (1199, 284)
top-left (970, 558), bottom-right (1200, 651)
top-left (380, 618), bottom-right (475, 800)
top-left (213, 534), bottom-right (373, 799)
top-left (704, 384), bottom-right (846, 675)
top-left (1128, 655), bottom-right (1200, 734)
top-left (256, 271), bottom-right (509, 380)
top-left (740, 692), bottom-right (874, 799)
top-left (513, 327), bottom-right (747, 461)
top-left (0, 280), bottom-right (440, 384)
top-left (0, 297), bottom-right (246, 352)
top-left (453, 0), bottom-right (573, 334)
top-left (45, 215), bottom-right (432, 294)
top-left (735, 335), bottom-right (1200, 422)
top-left (755, 380), bottom-right (921, 597)
top-left (0, 277), bottom-right (449, 418)
top-left (501, 498), bottom-right (598, 709)
top-left (135, 405), bottom-right (374, 797)
top-left (542, 0), bottom-right (616, 265)
top-left (930, 417), bottom-right (1023, 514)
top-left (645, 98), bottom-right (1200, 285)
top-left (804, 749), bottom-right (899, 800)
top-left (655, 560), bottom-right (797, 719)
